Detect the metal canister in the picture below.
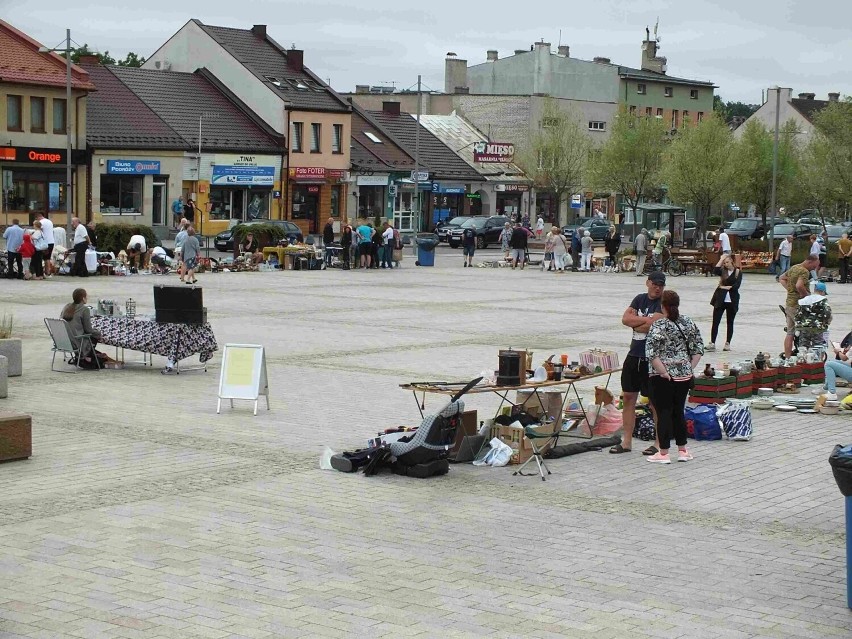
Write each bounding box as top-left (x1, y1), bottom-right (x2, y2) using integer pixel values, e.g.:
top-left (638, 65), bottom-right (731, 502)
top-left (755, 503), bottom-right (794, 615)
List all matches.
top-left (125, 298), bottom-right (136, 319)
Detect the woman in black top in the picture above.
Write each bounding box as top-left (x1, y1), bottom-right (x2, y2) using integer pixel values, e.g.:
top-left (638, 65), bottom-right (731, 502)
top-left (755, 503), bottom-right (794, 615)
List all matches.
top-left (706, 254), bottom-right (742, 352)
top-left (604, 226), bottom-right (621, 271)
top-left (340, 222), bottom-right (353, 270)
top-left (370, 223), bottom-right (381, 269)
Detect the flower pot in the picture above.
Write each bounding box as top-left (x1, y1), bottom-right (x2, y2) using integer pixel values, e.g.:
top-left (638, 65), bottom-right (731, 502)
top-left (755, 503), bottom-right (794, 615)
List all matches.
top-left (0, 338), bottom-right (21, 377)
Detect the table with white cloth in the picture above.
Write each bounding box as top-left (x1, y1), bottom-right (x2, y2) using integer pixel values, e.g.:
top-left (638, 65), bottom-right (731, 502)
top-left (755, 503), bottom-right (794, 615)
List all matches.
top-left (90, 316), bottom-right (218, 369)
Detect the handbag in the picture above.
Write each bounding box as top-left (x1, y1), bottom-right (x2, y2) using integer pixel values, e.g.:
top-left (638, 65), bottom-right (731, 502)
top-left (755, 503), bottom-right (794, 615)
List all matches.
top-left (33, 234), bottom-right (48, 251)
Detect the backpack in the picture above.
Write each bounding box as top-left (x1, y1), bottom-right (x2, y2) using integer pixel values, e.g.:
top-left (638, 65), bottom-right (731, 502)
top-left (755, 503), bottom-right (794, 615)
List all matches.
top-left (632, 408), bottom-right (655, 441)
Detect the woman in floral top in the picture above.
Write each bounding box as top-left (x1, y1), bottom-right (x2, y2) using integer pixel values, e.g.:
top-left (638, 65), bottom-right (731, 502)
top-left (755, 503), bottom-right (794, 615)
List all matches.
top-left (645, 290), bottom-right (705, 464)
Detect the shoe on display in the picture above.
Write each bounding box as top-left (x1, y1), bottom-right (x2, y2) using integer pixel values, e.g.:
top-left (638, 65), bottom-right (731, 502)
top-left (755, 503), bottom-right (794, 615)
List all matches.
top-left (824, 392), bottom-right (839, 401)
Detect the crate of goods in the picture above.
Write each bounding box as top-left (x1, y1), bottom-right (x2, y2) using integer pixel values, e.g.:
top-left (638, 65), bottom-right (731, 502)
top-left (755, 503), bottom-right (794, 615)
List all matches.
top-left (489, 423), bottom-right (556, 465)
top-left (735, 372), bottom-right (754, 399)
top-left (801, 361), bottom-right (825, 385)
top-left (752, 368), bottom-right (779, 393)
top-left (779, 363), bottom-right (803, 387)
top-left (689, 375), bottom-right (737, 404)
top-left (578, 349), bottom-right (620, 372)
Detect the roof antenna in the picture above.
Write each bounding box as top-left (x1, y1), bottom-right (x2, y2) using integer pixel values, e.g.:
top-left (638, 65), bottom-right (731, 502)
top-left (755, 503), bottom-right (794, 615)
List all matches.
top-left (558, 29), bottom-right (562, 47)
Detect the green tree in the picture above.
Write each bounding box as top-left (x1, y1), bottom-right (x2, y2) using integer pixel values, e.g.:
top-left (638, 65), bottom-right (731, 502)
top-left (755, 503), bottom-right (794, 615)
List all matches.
top-left (810, 98), bottom-right (852, 205)
top-left (63, 44), bottom-right (145, 67)
top-left (661, 114), bottom-right (735, 245)
top-left (589, 106), bottom-right (668, 238)
top-left (516, 99), bottom-right (591, 226)
top-left (714, 96), bottom-right (759, 124)
top-left (733, 119), bottom-right (800, 230)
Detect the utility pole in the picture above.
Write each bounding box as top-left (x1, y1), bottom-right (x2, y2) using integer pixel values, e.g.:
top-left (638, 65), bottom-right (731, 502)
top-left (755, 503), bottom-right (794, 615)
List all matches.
top-left (768, 86), bottom-right (782, 252)
top-left (415, 75), bottom-right (422, 232)
top-left (65, 29), bottom-right (72, 240)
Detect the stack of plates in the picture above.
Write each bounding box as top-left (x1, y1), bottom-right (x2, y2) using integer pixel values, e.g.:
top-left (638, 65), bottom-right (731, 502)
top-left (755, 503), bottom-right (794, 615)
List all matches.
top-left (751, 398), bottom-right (775, 410)
top-left (779, 397), bottom-right (817, 412)
top-left (757, 387), bottom-right (774, 397)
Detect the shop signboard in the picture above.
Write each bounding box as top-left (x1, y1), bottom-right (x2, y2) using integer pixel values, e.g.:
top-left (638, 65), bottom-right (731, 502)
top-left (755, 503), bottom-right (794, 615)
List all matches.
top-left (432, 183), bottom-right (465, 195)
top-left (357, 175), bottom-right (389, 186)
top-left (473, 141), bottom-right (515, 163)
top-left (501, 184), bottom-right (530, 192)
top-left (0, 145), bottom-right (86, 165)
top-left (290, 167), bottom-right (326, 180)
top-left (107, 159), bottom-right (161, 174)
top-left (213, 154), bottom-right (276, 185)
top-left (570, 194), bottom-right (583, 209)
top-left (410, 170), bottom-right (429, 182)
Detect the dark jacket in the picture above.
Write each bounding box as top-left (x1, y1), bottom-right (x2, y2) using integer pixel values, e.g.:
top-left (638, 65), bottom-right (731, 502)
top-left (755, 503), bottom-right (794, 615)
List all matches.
top-left (510, 227), bottom-right (528, 250)
top-left (604, 233), bottom-right (621, 255)
top-left (61, 303), bottom-right (101, 359)
top-left (341, 226), bottom-right (353, 247)
top-left (711, 267), bottom-right (743, 309)
top-left (323, 222), bottom-right (335, 245)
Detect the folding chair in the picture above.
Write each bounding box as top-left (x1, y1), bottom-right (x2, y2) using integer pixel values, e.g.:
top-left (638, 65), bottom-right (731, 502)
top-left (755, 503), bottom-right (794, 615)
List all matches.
top-left (513, 419), bottom-right (562, 481)
top-left (44, 318), bottom-right (100, 373)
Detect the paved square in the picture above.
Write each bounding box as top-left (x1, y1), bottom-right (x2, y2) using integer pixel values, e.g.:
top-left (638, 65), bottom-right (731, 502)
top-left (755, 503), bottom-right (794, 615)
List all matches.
top-left (1, 253), bottom-right (851, 638)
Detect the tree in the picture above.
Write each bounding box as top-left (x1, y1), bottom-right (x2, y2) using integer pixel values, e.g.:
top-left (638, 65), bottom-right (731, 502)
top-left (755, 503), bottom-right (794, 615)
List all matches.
top-left (661, 114), bottom-right (735, 245)
top-left (589, 106), bottom-right (668, 239)
top-left (714, 95), bottom-right (760, 125)
top-left (63, 44), bottom-right (145, 67)
top-left (810, 98), bottom-right (852, 205)
top-left (733, 119), bottom-right (800, 230)
top-left (516, 99), bottom-right (591, 226)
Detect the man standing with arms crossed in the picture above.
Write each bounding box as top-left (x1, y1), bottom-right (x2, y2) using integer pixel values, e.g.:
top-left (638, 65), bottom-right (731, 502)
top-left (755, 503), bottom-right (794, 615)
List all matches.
top-left (780, 254), bottom-right (818, 358)
top-left (610, 270), bottom-right (665, 455)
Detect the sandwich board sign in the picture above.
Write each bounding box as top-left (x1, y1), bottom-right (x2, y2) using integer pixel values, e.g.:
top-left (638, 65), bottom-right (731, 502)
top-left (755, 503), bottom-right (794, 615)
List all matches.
top-left (217, 344), bottom-right (269, 415)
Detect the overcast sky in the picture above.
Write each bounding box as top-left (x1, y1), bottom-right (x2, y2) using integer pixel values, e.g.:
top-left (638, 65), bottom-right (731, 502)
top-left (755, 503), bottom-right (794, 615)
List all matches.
top-left (3, 0), bottom-right (848, 104)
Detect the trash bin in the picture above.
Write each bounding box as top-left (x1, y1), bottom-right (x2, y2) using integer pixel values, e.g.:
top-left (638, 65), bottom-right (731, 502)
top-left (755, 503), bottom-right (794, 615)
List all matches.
top-left (828, 444), bottom-right (852, 609)
top-left (415, 234), bottom-right (439, 267)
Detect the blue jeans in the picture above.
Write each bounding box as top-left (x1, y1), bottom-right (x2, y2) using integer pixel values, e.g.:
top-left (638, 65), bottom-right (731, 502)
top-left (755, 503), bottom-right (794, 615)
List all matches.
top-left (824, 360), bottom-right (852, 392)
top-left (382, 244), bottom-right (393, 268)
top-left (777, 255), bottom-right (790, 278)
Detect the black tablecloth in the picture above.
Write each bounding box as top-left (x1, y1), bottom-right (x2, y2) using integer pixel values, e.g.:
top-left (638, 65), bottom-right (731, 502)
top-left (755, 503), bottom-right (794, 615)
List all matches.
top-left (91, 316), bottom-right (218, 363)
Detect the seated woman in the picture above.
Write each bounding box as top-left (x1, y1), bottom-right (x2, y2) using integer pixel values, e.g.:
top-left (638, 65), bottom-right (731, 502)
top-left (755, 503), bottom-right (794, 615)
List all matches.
top-left (239, 232), bottom-right (264, 265)
top-left (61, 288), bottom-right (116, 368)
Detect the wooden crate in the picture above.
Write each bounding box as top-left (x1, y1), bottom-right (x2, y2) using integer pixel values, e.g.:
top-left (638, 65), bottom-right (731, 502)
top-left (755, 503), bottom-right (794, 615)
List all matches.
top-left (0, 412), bottom-right (32, 462)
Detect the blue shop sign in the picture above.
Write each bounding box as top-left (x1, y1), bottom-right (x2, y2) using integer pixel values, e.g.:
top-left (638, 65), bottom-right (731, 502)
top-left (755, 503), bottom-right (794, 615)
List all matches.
top-left (431, 182), bottom-right (466, 194)
top-left (107, 159), bottom-right (161, 174)
top-left (212, 164), bottom-right (275, 186)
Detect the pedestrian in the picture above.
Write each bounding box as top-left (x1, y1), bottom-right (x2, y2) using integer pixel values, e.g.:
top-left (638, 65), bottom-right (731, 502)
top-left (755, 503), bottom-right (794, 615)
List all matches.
top-left (535, 215), bottom-right (544, 239)
top-left (718, 226), bottom-right (731, 255)
top-left (838, 232), bottom-right (852, 284)
top-left (499, 222), bottom-right (512, 260)
top-left (808, 234), bottom-right (820, 278)
top-left (2, 218), bottom-right (24, 279)
top-left (70, 217), bottom-right (90, 277)
top-left (634, 228), bottom-right (648, 276)
top-left (522, 213), bottom-right (530, 229)
top-left (816, 341), bottom-right (852, 402)
top-left (571, 226), bottom-right (583, 272)
top-left (610, 270), bottom-right (665, 455)
top-left (818, 231), bottom-right (828, 279)
top-left (35, 213), bottom-right (55, 277)
top-left (126, 232), bottom-right (148, 273)
top-left (509, 223), bottom-right (527, 269)
top-left (706, 253), bottom-right (742, 352)
top-left (340, 221), bottom-right (353, 270)
top-left (551, 227), bottom-right (568, 272)
top-left (645, 290), bottom-right (704, 464)
top-left (580, 230), bottom-right (593, 271)
top-left (86, 221), bottom-right (98, 250)
top-left (775, 234), bottom-right (793, 282)
top-left (542, 228), bottom-right (556, 271)
top-left (175, 219), bottom-right (188, 281)
top-left (461, 222), bottom-right (476, 268)
top-left (323, 217), bottom-right (335, 267)
top-left (652, 230), bottom-right (668, 269)
top-left (171, 195), bottom-right (184, 228)
top-left (392, 224), bottom-right (402, 268)
top-left (29, 220), bottom-right (47, 280)
top-left (604, 225), bottom-right (621, 272)
top-left (370, 223), bottom-right (382, 269)
top-left (184, 198), bottom-right (196, 224)
top-left (381, 221), bottom-right (395, 269)
top-left (356, 220), bottom-right (374, 269)
top-left (780, 254), bottom-right (819, 358)
top-left (19, 230), bottom-right (35, 279)
top-left (182, 226), bottom-right (200, 284)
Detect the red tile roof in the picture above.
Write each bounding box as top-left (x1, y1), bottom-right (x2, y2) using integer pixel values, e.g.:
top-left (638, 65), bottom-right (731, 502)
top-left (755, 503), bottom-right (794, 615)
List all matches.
top-left (0, 20), bottom-right (96, 91)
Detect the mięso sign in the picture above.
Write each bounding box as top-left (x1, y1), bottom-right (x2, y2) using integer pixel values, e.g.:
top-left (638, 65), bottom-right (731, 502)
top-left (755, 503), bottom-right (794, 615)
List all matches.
top-left (0, 145), bottom-right (87, 165)
top-left (473, 141), bottom-right (515, 163)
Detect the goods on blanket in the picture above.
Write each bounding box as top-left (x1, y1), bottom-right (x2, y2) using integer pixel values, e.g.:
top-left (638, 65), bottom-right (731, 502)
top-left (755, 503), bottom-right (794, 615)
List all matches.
top-left (578, 349), bottom-right (619, 372)
top-left (685, 404), bottom-right (722, 440)
top-left (546, 436), bottom-right (621, 459)
top-left (717, 401), bottom-right (753, 441)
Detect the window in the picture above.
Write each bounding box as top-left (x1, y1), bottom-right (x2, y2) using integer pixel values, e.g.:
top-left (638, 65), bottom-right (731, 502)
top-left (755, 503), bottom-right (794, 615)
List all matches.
top-left (53, 99), bottom-right (67, 134)
top-left (332, 123), bottom-right (343, 153)
top-left (664, 86), bottom-right (673, 98)
top-left (697, 111), bottom-right (704, 123)
top-left (645, 107), bottom-right (652, 116)
top-left (30, 97), bottom-right (45, 133)
top-left (541, 117), bottom-right (559, 128)
top-left (291, 122), bottom-right (303, 152)
top-left (588, 121), bottom-right (606, 132)
top-left (310, 123), bottom-right (321, 152)
top-left (672, 110), bottom-right (679, 129)
top-left (364, 131), bottom-right (382, 144)
top-left (656, 107), bottom-right (664, 117)
top-left (690, 89), bottom-right (699, 100)
top-left (637, 83), bottom-right (646, 95)
top-left (100, 175), bottom-right (142, 214)
top-left (4, 171), bottom-right (65, 212)
top-left (628, 105), bottom-right (636, 116)
top-left (6, 95), bottom-right (22, 131)
top-left (683, 110), bottom-right (689, 123)
top-left (331, 185), bottom-right (342, 217)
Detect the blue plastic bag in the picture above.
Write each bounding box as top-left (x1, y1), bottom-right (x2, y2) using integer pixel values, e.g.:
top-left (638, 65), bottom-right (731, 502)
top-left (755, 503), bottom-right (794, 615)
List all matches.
top-left (685, 405), bottom-right (722, 440)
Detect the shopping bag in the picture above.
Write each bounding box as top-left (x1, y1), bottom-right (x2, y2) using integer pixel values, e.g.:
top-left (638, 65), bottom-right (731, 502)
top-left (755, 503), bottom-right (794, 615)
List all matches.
top-left (716, 402), bottom-right (753, 441)
top-left (685, 405), bottom-right (722, 440)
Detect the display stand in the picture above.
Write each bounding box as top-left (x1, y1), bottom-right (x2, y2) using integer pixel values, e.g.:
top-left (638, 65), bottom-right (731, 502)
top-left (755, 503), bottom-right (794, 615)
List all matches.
top-left (217, 344), bottom-right (269, 415)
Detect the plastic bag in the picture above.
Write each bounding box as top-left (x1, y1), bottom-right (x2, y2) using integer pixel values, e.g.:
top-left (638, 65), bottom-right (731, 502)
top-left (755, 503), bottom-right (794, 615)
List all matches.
top-left (685, 405), bottom-right (722, 440)
top-left (716, 402), bottom-right (753, 441)
top-left (319, 446), bottom-right (336, 470)
top-left (472, 437), bottom-right (513, 467)
top-left (829, 444), bottom-right (852, 496)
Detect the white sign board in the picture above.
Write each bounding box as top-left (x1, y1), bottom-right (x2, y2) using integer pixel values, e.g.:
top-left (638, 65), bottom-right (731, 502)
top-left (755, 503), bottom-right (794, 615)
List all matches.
top-left (570, 194), bottom-right (583, 209)
top-left (217, 344), bottom-right (269, 416)
top-left (411, 170), bottom-right (429, 182)
top-left (356, 175), bottom-right (389, 186)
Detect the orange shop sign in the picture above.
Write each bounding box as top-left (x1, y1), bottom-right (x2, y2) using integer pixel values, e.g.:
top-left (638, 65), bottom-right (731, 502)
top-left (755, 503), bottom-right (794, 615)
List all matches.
top-left (0, 146), bottom-right (85, 165)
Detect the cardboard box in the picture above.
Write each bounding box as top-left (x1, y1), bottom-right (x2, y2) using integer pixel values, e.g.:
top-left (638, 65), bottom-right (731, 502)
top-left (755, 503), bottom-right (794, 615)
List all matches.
top-left (488, 422), bottom-right (558, 465)
top-left (516, 390), bottom-right (563, 423)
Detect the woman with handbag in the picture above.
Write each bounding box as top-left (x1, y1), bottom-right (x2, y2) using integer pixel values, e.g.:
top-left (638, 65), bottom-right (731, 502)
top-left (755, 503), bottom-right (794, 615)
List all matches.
top-left (706, 254), bottom-right (742, 352)
top-left (645, 290), bottom-right (705, 464)
top-left (30, 220), bottom-right (47, 279)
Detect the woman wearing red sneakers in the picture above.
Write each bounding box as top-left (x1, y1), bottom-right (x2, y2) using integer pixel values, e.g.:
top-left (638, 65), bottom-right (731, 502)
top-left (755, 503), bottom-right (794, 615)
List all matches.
top-left (645, 290), bottom-right (705, 464)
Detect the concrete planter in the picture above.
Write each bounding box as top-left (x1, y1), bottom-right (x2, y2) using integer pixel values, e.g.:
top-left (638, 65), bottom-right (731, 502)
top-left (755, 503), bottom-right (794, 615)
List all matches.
top-left (0, 339), bottom-right (22, 377)
top-left (0, 355), bottom-right (7, 398)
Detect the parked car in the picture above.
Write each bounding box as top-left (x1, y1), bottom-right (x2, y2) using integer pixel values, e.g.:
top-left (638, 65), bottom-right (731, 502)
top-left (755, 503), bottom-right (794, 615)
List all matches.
top-left (824, 224), bottom-right (852, 243)
top-left (436, 216), bottom-right (474, 243)
top-left (214, 219), bottom-right (303, 252)
top-left (448, 216), bottom-right (510, 249)
top-left (760, 223), bottom-right (811, 241)
top-left (725, 217), bottom-right (785, 240)
top-left (561, 218), bottom-right (610, 241)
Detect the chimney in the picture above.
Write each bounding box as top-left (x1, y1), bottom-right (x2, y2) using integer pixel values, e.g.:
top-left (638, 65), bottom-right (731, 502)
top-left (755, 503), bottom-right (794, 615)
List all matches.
top-left (828, 92), bottom-right (840, 102)
top-left (557, 45), bottom-right (570, 57)
top-left (641, 32), bottom-right (667, 74)
top-left (382, 101), bottom-right (401, 116)
top-left (486, 50), bottom-right (498, 62)
top-left (78, 54), bottom-right (100, 65)
top-left (593, 56), bottom-right (611, 64)
top-left (444, 53), bottom-right (468, 94)
top-left (251, 24), bottom-right (267, 38)
top-left (797, 92), bottom-right (815, 100)
top-left (534, 41), bottom-right (551, 52)
top-left (514, 49), bottom-right (526, 55)
top-left (287, 49), bottom-right (304, 72)
top-left (355, 85), bottom-right (370, 94)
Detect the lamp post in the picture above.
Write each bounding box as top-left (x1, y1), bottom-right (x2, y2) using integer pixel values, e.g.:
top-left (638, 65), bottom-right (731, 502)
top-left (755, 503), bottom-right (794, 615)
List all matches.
top-left (39, 29), bottom-right (73, 243)
top-left (768, 87), bottom-right (787, 252)
top-left (196, 113), bottom-right (217, 256)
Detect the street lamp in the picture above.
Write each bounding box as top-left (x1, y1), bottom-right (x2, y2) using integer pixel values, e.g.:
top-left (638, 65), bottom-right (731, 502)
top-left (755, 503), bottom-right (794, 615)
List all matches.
top-left (768, 86), bottom-right (790, 251)
top-left (196, 112), bottom-right (217, 256)
top-left (38, 29), bottom-right (73, 243)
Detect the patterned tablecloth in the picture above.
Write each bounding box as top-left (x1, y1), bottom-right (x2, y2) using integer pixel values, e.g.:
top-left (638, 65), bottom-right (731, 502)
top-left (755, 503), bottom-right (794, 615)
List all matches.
top-left (90, 316), bottom-right (218, 363)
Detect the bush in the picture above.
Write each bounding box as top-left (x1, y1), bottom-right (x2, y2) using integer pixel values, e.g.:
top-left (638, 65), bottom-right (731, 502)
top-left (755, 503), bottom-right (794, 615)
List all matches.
top-left (708, 215), bottom-right (721, 228)
top-left (232, 223), bottom-right (286, 249)
top-left (94, 223), bottom-right (158, 255)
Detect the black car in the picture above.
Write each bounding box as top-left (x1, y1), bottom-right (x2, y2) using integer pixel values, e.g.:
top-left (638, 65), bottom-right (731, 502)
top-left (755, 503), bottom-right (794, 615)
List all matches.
top-left (761, 223), bottom-right (811, 241)
top-left (436, 216), bottom-right (474, 243)
top-left (448, 216), bottom-right (510, 249)
top-left (214, 219), bottom-right (303, 252)
top-left (725, 217), bottom-right (785, 240)
top-left (562, 218), bottom-right (610, 241)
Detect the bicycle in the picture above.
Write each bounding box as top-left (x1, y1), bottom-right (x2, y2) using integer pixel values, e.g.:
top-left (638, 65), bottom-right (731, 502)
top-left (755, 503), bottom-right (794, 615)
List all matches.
top-left (644, 248), bottom-right (683, 277)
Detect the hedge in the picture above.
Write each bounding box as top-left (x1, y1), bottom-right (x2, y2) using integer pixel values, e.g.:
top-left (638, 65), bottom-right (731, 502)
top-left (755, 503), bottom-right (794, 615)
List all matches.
top-left (94, 224), bottom-right (158, 255)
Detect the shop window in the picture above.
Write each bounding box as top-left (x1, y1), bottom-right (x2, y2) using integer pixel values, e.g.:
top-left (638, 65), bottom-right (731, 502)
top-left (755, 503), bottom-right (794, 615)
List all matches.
top-left (4, 171), bottom-right (65, 212)
top-left (664, 86), bottom-right (673, 98)
top-left (100, 175), bottom-right (142, 215)
top-left (291, 122), bottom-right (303, 152)
top-left (7, 95), bottom-right (22, 131)
top-left (310, 123), bottom-right (321, 152)
top-left (208, 189), bottom-right (231, 220)
top-left (394, 191), bottom-right (415, 233)
top-left (246, 191), bottom-right (269, 220)
top-left (690, 89), bottom-right (699, 100)
top-left (53, 99), bottom-right (67, 134)
top-left (332, 124), bottom-right (343, 153)
top-left (637, 83), bottom-right (646, 95)
top-left (30, 97), bottom-right (46, 133)
top-left (330, 185), bottom-right (342, 217)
